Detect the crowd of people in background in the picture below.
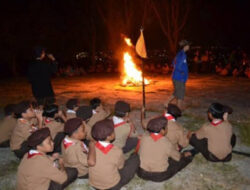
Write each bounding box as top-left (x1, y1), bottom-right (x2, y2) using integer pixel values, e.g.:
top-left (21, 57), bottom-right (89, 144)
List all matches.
top-left (190, 47), bottom-right (250, 78)
top-left (54, 47), bottom-right (250, 79)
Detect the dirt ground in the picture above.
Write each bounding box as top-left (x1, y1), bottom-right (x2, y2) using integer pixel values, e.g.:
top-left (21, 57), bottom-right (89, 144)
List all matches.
top-left (0, 74), bottom-right (250, 190)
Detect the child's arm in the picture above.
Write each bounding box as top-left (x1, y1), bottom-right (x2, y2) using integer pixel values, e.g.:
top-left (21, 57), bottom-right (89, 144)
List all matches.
top-left (187, 130), bottom-right (194, 140)
top-left (103, 106), bottom-right (111, 118)
top-left (193, 124), bottom-right (207, 140)
top-left (87, 141), bottom-right (96, 167)
top-left (117, 150), bottom-right (125, 170)
top-left (35, 110), bottom-right (43, 129)
top-left (178, 128), bottom-right (189, 148)
top-left (167, 142), bottom-right (181, 161)
top-left (58, 110), bottom-right (67, 122)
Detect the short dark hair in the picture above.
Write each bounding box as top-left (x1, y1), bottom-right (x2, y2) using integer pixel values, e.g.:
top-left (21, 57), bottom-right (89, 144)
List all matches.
top-left (166, 104), bottom-right (182, 119)
top-left (91, 119), bottom-right (114, 141)
top-left (114, 101), bottom-right (130, 117)
top-left (90, 98), bottom-right (101, 110)
top-left (76, 106), bottom-right (93, 121)
top-left (66, 98), bottom-right (79, 110)
top-left (43, 104), bottom-right (58, 118)
top-left (208, 103), bottom-right (225, 119)
top-left (14, 101), bottom-right (31, 118)
top-left (4, 104), bottom-right (16, 116)
top-left (147, 116), bottom-right (168, 133)
top-left (31, 101), bottom-right (39, 109)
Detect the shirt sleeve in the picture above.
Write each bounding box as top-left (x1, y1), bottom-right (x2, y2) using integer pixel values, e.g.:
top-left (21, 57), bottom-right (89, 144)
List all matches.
top-left (166, 140), bottom-right (181, 161)
top-left (195, 124), bottom-right (208, 139)
top-left (177, 125), bottom-right (189, 148)
top-left (117, 149), bottom-right (125, 169)
top-left (41, 157), bottom-right (67, 184)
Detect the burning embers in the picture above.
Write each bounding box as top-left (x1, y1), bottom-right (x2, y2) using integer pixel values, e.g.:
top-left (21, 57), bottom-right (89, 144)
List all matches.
top-left (121, 38), bottom-right (150, 86)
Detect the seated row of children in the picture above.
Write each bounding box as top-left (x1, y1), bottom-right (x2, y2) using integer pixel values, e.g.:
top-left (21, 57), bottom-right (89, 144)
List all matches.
top-left (0, 98), bottom-right (236, 190)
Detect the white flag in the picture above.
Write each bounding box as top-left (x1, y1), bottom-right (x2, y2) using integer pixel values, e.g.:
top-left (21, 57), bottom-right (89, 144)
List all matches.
top-left (135, 29), bottom-right (147, 58)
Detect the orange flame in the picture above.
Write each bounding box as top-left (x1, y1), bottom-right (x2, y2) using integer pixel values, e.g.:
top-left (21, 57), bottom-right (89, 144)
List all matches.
top-left (124, 37), bottom-right (133, 47)
top-left (122, 52), bottom-right (149, 86)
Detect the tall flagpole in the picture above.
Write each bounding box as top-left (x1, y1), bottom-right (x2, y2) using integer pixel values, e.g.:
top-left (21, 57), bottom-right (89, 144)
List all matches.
top-left (142, 61), bottom-right (146, 117)
top-left (135, 27), bottom-right (147, 118)
top-left (140, 28), bottom-right (146, 117)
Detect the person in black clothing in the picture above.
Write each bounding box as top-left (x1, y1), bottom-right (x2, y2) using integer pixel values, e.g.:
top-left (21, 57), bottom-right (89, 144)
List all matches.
top-left (28, 47), bottom-right (58, 106)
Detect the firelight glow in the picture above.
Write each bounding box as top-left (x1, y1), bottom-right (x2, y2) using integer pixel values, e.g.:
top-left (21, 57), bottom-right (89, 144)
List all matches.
top-left (122, 52), bottom-right (149, 86)
top-left (124, 38), bottom-right (133, 47)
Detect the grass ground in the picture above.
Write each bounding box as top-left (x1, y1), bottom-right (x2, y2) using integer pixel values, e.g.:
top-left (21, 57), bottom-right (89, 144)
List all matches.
top-left (0, 74), bottom-right (250, 189)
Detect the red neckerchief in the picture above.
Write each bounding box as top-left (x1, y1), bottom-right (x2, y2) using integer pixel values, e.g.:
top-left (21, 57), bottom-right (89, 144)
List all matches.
top-left (163, 113), bottom-right (175, 121)
top-left (114, 121), bottom-right (127, 128)
top-left (150, 133), bottom-right (163, 141)
top-left (95, 142), bottom-right (114, 154)
top-left (27, 150), bottom-right (42, 159)
top-left (63, 138), bottom-right (74, 149)
top-left (45, 118), bottom-right (52, 124)
top-left (211, 120), bottom-right (223, 126)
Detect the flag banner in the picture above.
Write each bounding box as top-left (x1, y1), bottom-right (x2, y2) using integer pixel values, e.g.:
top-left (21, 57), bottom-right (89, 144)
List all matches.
top-left (135, 29), bottom-right (147, 58)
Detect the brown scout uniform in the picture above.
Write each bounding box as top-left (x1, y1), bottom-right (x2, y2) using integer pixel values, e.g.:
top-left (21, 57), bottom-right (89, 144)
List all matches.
top-left (16, 150), bottom-right (67, 190)
top-left (44, 118), bottom-right (64, 140)
top-left (139, 133), bottom-right (180, 172)
top-left (164, 113), bottom-right (189, 150)
top-left (66, 110), bottom-right (76, 120)
top-left (195, 120), bottom-right (233, 160)
top-left (10, 119), bottom-right (37, 150)
top-left (0, 116), bottom-right (17, 144)
top-left (112, 116), bottom-right (137, 149)
top-left (87, 108), bottom-right (110, 128)
top-left (61, 136), bottom-right (88, 177)
top-left (84, 108), bottom-right (110, 140)
top-left (89, 142), bottom-right (125, 189)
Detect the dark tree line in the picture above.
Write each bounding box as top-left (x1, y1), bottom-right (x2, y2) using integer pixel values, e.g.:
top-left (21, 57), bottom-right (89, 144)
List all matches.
top-left (0, 0), bottom-right (249, 77)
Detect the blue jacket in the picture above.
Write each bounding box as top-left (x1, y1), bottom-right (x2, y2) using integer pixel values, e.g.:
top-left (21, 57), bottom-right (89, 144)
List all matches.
top-left (172, 50), bottom-right (189, 83)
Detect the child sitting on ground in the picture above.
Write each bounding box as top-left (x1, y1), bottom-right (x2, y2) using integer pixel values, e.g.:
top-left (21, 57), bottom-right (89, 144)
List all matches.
top-left (163, 104), bottom-right (189, 151)
top-left (87, 97), bottom-right (110, 127)
top-left (188, 102), bottom-right (236, 162)
top-left (112, 101), bottom-right (138, 153)
top-left (65, 98), bottom-right (79, 120)
top-left (43, 104), bottom-right (66, 153)
top-left (89, 119), bottom-right (139, 190)
top-left (10, 101), bottom-right (43, 159)
top-left (0, 104), bottom-right (17, 147)
top-left (16, 128), bottom-right (78, 190)
top-left (61, 118), bottom-right (96, 178)
top-left (137, 116), bottom-right (193, 182)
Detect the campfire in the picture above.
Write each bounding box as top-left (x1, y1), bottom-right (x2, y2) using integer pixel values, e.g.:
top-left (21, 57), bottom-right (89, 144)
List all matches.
top-left (121, 38), bottom-right (150, 86)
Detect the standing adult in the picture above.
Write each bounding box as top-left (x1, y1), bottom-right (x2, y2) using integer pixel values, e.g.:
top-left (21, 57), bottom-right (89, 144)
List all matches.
top-left (28, 47), bottom-right (58, 106)
top-left (165, 40), bottom-right (191, 110)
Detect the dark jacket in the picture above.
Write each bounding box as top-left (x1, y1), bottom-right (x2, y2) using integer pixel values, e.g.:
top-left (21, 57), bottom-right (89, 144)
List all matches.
top-left (28, 59), bottom-right (57, 99)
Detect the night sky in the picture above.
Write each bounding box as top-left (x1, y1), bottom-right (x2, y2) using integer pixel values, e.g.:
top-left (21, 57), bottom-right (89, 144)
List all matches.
top-left (0, 0), bottom-right (250, 76)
